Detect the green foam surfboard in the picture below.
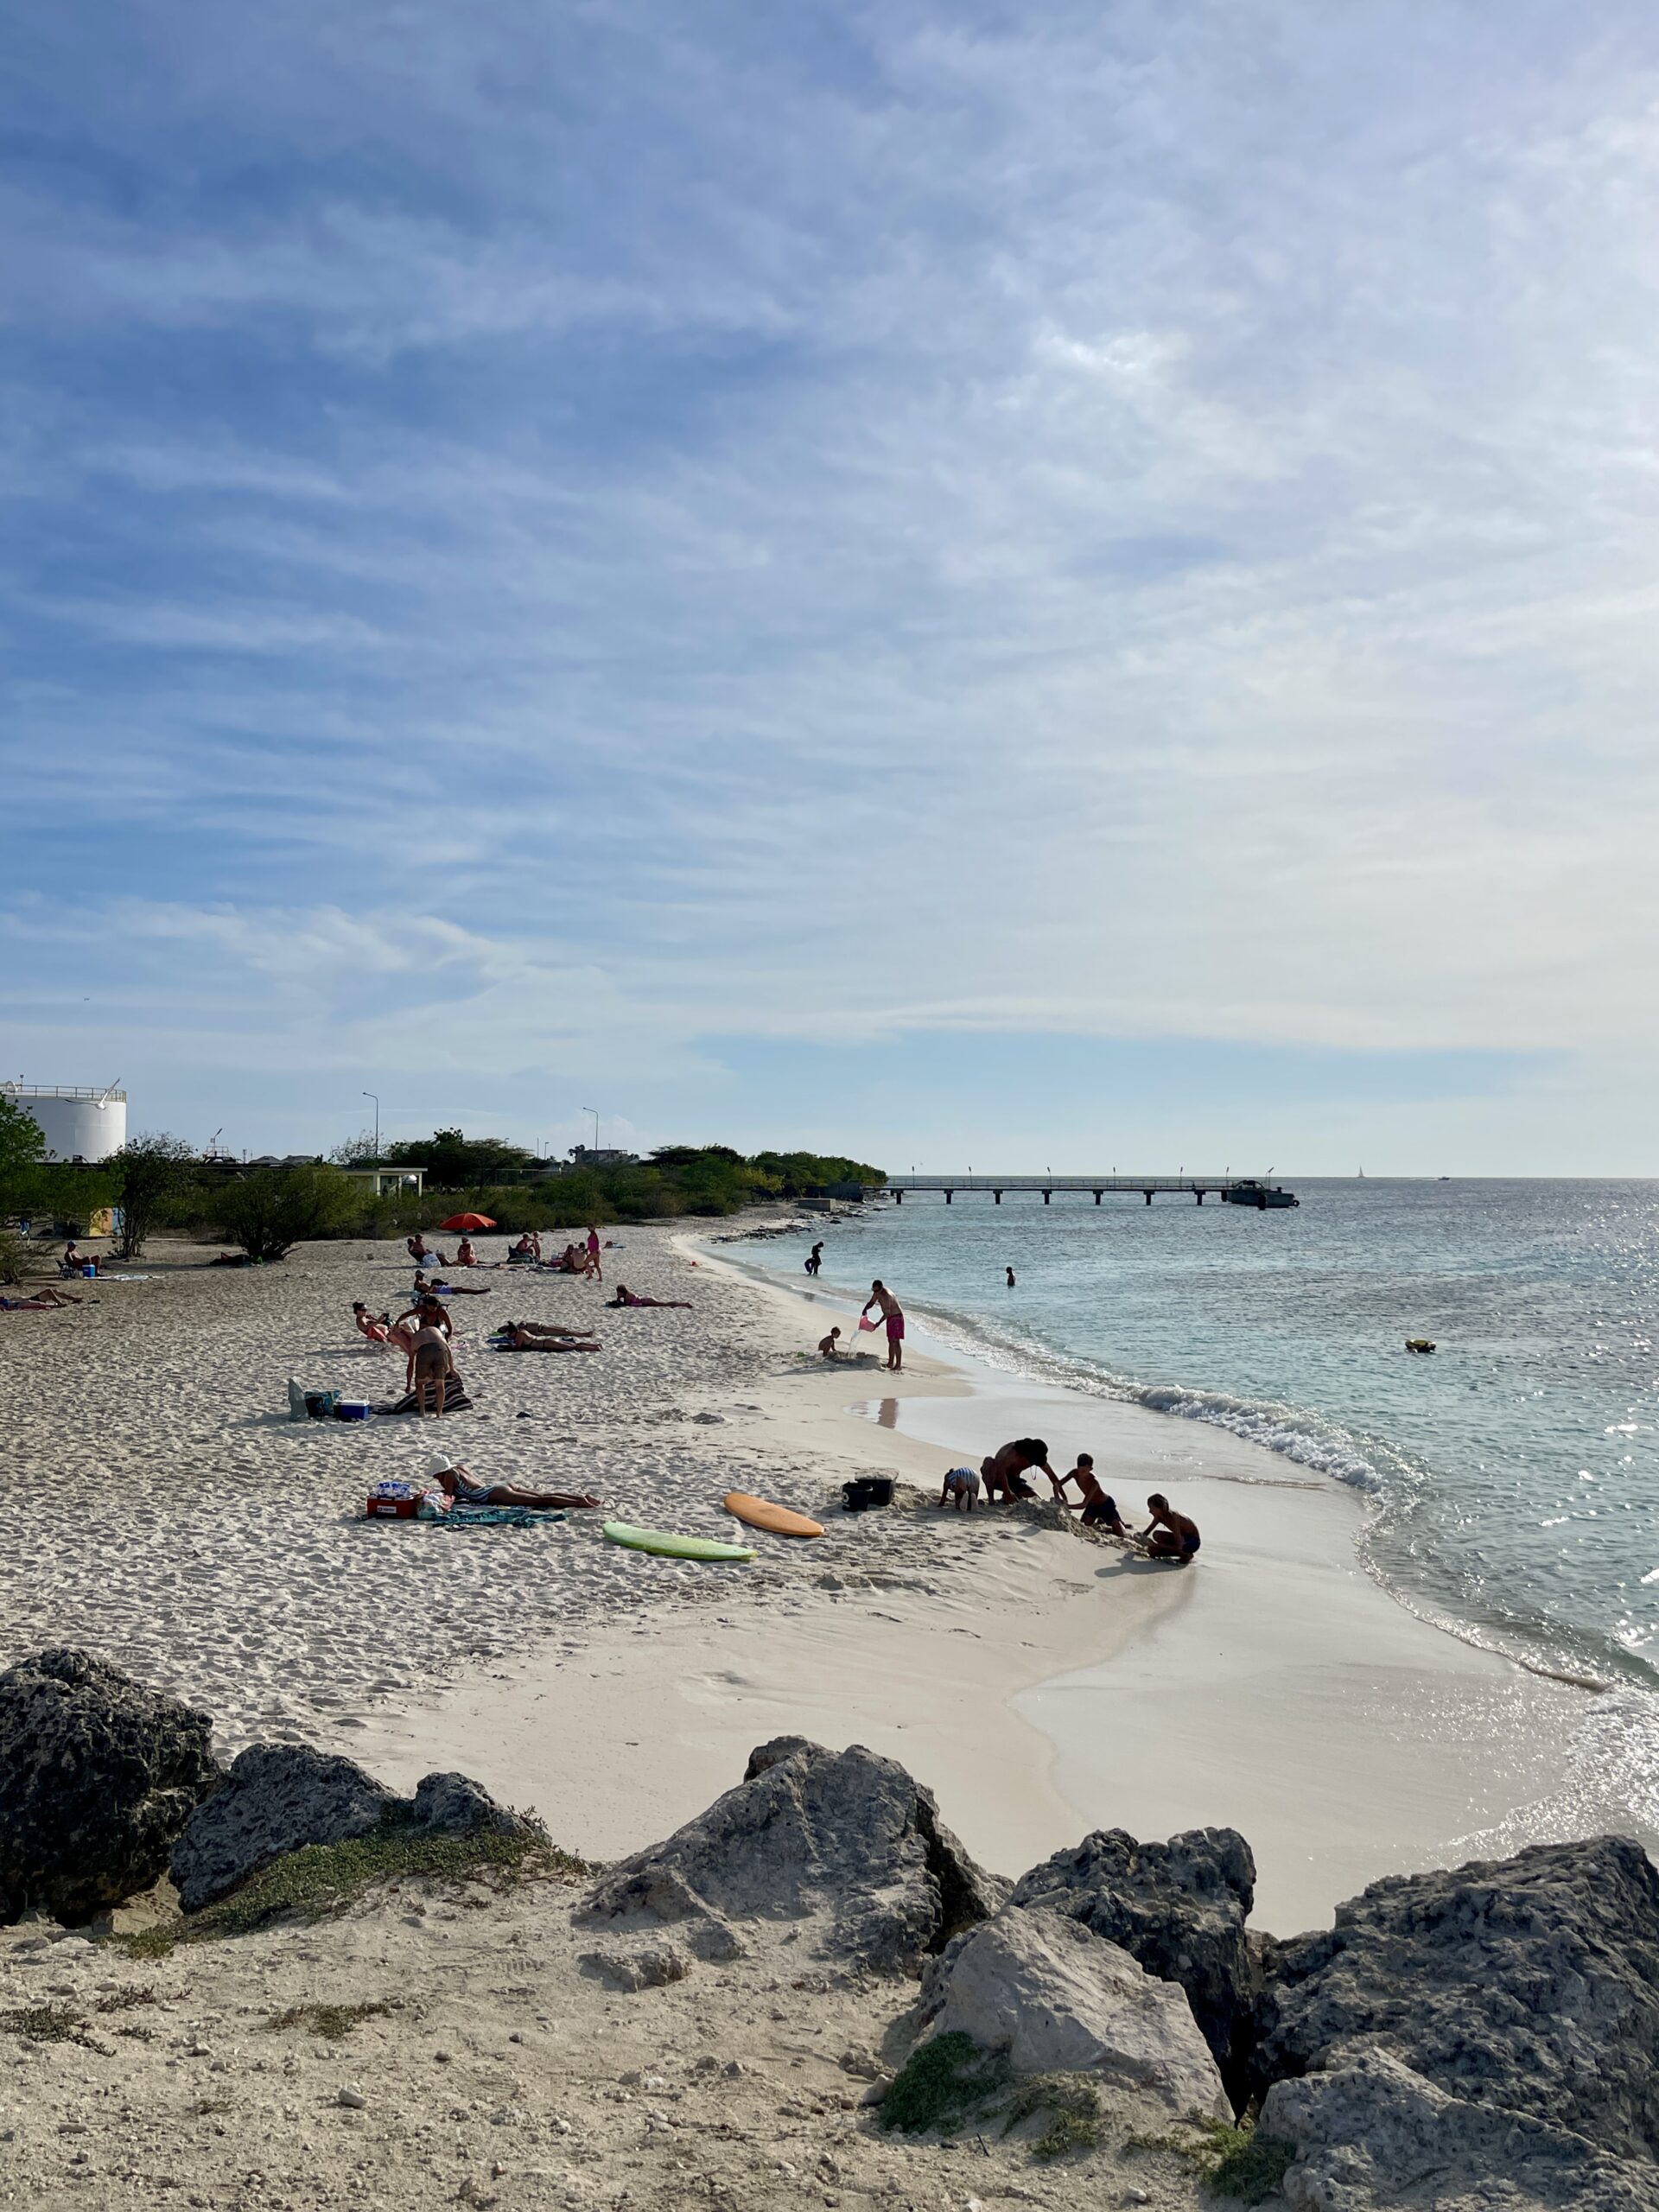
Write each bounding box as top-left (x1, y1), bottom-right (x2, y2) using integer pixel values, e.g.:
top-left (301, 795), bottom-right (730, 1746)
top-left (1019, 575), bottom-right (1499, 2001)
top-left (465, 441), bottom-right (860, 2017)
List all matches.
top-left (601, 1519), bottom-right (756, 1563)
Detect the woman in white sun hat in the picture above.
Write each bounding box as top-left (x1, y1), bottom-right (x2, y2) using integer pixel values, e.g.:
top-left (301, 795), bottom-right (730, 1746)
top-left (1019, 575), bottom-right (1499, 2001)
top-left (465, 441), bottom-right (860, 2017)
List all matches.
top-left (424, 1452), bottom-right (601, 1511)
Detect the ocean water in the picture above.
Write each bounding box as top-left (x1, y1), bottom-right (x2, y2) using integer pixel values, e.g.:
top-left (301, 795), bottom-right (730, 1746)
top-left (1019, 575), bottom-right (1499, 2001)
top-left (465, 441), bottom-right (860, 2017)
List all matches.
top-left (764, 1180), bottom-right (1659, 1707)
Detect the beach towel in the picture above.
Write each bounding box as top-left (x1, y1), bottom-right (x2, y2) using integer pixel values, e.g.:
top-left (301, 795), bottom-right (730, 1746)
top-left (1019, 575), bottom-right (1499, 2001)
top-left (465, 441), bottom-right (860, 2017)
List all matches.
top-left (426, 1505), bottom-right (565, 1529)
top-left (371, 1372), bottom-right (474, 1416)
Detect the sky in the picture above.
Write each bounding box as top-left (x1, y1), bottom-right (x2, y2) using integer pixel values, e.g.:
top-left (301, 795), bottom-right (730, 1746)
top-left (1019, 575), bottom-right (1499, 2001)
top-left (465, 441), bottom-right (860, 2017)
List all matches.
top-left (6, 1), bottom-right (1659, 1173)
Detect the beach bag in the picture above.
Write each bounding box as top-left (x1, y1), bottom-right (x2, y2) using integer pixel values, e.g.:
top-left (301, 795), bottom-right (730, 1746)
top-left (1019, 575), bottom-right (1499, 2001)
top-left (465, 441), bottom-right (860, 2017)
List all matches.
top-left (288, 1377), bottom-right (308, 1423)
top-left (305, 1389), bottom-right (340, 1421)
top-left (841, 1477), bottom-right (894, 1514)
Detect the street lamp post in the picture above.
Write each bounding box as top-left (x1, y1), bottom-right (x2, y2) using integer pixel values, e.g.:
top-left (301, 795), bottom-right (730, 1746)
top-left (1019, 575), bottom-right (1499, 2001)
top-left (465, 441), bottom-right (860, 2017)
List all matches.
top-left (582, 1106), bottom-right (600, 1156)
top-left (362, 1091), bottom-right (380, 1159)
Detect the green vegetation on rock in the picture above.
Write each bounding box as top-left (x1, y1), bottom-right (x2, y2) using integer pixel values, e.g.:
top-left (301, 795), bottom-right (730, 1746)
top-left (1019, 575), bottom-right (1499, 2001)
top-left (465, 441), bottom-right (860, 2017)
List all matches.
top-left (110, 1814), bottom-right (588, 1956)
top-left (878, 2031), bottom-right (1013, 2137)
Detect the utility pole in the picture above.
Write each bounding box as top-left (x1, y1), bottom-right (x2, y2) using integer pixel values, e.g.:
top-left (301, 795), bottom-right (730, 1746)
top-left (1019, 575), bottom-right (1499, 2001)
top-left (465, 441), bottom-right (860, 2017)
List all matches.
top-left (363, 1091), bottom-right (380, 1158)
top-left (582, 1106), bottom-right (600, 1155)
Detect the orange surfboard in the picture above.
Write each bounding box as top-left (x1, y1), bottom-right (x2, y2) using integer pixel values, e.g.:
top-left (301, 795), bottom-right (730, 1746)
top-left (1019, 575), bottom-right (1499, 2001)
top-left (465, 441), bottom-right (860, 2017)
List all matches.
top-left (723, 1491), bottom-right (824, 1539)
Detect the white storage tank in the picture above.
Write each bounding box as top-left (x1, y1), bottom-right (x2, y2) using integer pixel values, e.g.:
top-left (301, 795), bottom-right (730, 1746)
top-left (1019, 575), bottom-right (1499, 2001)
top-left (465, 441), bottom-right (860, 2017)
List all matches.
top-left (3, 1084), bottom-right (128, 1163)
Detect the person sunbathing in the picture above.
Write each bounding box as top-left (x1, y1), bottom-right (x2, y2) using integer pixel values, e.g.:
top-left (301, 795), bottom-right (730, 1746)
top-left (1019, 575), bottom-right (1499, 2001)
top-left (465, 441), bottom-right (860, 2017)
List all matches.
top-left (507, 1232), bottom-right (541, 1262)
top-left (1, 1286), bottom-right (83, 1310)
top-left (499, 1323), bottom-right (601, 1351)
top-left (502, 1318), bottom-right (597, 1339)
top-left (426, 1274), bottom-right (491, 1295)
top-left (352, 1301), bottom-right (393, 1345)
top-left (607, 1284), bottom-right (691, 1308)
top-left (425, 1452), bottom-right (599, 1510)
top-left (454, 1237), bottom-right (477, 1267)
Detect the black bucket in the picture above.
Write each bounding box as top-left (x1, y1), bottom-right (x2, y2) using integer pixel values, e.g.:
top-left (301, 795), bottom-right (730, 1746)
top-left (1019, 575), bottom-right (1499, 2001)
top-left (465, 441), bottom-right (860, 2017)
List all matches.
top-left (841, 1476), bottom-right (894, 1513)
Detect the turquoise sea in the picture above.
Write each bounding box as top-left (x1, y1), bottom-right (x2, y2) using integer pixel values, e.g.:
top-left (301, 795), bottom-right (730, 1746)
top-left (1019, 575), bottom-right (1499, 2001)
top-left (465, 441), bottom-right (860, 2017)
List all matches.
top-left (764, 1180), bottom-right (1659, 1710)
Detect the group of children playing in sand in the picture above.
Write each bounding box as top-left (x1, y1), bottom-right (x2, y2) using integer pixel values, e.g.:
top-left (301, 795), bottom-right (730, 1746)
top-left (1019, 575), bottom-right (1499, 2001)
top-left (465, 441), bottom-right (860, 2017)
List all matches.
top-left (937, 1438), bottom-right (1200, 1561)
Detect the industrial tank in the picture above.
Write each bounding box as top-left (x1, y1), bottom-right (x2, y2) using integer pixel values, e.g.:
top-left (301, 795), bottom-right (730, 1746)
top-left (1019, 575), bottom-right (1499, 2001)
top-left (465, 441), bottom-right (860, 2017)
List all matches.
top-left (2, 1084), bottom-right (128, 1163)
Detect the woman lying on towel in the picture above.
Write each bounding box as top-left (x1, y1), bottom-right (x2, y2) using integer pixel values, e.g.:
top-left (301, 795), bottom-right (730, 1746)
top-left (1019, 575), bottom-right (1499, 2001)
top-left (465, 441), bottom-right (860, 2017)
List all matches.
top-left (607, 1284), bottom-right (692, 1309)
top-left (426, 1451), bottom-right (599, 1510)
top-left (1, 1286), bottom-right (84, 1310)
top-left (497, 1320), bottom-right (601, 1351)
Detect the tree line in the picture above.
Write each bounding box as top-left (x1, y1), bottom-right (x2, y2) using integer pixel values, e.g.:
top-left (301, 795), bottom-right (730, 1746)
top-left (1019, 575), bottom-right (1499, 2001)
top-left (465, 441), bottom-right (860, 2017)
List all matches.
top-left (0, 1100), bottom-right (882, 1274)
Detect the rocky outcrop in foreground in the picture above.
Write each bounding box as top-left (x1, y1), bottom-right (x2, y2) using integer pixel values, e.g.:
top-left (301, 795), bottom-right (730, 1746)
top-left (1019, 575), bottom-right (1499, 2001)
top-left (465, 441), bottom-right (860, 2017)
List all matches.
top-left (1010, 1822), bottom-right (1260, 2100)
top-left (172, 1745), bottom-right (527, 1911)
top-left (0, 1648), bottom-right (220, 1923)
top-left (5, 1654), bottom-right (1659, 2212)
top-left (1253, 1836), bottom-right (1659, 2164)
top-left (1262, 2042), bottom-right (1657, 2211)
top-left (922, 1903), bottom-right (1230, 2119)
top-left (582, 1733), bottom-right (1007, 1978)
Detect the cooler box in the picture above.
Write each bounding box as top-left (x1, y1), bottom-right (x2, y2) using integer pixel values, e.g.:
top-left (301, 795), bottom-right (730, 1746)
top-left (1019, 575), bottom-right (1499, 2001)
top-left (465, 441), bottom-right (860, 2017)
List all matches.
top-left (334, 1400), bottom-right (371, 1421)
top-left (365, 1495), bottom-right (418, 1518)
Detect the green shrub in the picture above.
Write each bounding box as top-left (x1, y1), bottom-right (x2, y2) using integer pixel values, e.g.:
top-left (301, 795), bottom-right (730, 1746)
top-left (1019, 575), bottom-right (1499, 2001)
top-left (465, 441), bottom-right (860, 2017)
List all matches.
top-left (216, 1163), bottom-right (361, 1262)
top-left (879, 2031), bottom-right (1012, 2136)
top-left (111, 1810), bottom-right (587, 1954)
top-left (1206, 2120), bottom-right (1297, 2201)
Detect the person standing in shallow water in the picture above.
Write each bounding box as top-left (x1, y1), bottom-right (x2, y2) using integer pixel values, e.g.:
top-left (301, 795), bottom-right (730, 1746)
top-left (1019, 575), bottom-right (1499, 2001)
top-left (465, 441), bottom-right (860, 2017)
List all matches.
top-left (1006, 1266), bottom-right (1016, 1287)
top-left (861, 1279), bottom-right (905, 1371)
top-left (805, 1242), bottom-right (823, 1277)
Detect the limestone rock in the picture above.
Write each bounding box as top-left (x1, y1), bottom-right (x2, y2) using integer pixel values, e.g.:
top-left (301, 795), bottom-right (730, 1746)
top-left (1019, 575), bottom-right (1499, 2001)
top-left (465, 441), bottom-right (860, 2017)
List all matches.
top-left (0, 1649), bottom-right (221, 1923)
top-left (411, 1770), bottom-right (518, 1837)
top-left (926, 1906), bottom-right (1230, 2120)
top-left (1262, 2040), bottom-right (1656, 2210)
top-left (582, 1738), bottom-right (1007, 1971)
top-left (1254, 1836), bottom-right (1659, 2163)
top-left (1010, 1824), bottom-right (1259, 2099)
top-left (581, 1942), bottom-right (690, 1992)
top-left (169, 1743), bottom-right (397, 1912)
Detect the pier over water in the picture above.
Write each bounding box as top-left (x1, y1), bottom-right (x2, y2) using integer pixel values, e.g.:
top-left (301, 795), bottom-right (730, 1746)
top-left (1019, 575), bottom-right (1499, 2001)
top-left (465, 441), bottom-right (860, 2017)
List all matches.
top-left (881, 1175), bottom-right (1298, 1209)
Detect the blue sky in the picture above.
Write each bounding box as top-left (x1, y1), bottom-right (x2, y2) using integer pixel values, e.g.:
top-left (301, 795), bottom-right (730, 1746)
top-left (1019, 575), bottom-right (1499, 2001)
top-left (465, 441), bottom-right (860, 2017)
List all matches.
top-left (6, 2), bottom-right (1659, 1172)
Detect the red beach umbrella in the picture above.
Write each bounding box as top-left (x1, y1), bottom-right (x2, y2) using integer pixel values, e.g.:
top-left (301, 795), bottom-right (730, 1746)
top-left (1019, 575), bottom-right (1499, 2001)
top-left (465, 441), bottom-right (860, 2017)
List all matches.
top-left (440, 1212), bottom-right (497, 1231)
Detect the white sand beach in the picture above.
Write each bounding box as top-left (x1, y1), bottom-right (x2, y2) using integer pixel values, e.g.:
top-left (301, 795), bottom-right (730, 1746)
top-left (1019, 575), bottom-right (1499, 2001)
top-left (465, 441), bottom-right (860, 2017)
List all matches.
top-left (6, 1218), bottom-right (1635, 1936)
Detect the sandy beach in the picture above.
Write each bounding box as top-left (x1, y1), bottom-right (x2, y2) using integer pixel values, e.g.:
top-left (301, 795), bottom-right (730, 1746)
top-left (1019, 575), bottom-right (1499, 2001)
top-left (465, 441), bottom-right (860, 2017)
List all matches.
top-left (7, 1217), bottom-right (1638, 1937)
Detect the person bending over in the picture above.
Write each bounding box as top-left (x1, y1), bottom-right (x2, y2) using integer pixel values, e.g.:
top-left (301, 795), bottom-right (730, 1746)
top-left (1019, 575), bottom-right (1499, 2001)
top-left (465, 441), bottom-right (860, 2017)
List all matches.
top-left (937, 1465), bottom-right (981, 1512)
top-left (980, 1437), bottom-right (1057, 1503)
top-left (818, 1325), bottom-right (843, 1359)
top-left (607, 1284), bottom-right (691, 1308)
top-left (1141, 1493), bottom-right (1201, 1564)
top-left (1055, 1453), bottom-right (1128, 1535)
top-left (409, 1323), bottom-right (455, 1417)
top-left (426, 1452), bottom-right (600, 1510)
top-left (861, 1280), bottom-right (906, 1372)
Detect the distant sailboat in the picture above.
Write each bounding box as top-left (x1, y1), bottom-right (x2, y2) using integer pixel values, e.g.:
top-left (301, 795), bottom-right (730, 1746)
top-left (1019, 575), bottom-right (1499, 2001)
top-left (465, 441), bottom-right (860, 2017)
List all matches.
top-left (1357, 1166), bottom-right (1365, 1179)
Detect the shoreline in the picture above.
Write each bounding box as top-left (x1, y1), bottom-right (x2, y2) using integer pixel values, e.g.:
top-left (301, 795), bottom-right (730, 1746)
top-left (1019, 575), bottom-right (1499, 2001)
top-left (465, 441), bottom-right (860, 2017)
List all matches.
top-left (8, 1215), bottom-right (1653, 1941)
top-left (684, 1233), bottom-right (1653, 1929)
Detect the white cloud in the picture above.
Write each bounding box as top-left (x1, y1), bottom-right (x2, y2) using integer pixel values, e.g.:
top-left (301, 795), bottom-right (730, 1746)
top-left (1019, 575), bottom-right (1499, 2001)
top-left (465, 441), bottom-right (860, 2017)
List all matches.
top-left (7, 3), bottom-right (1659, 1157)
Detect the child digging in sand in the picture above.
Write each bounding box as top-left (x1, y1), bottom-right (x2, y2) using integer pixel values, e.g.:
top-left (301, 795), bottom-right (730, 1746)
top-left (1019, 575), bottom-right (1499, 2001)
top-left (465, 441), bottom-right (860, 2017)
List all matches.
top-left (1052, 1452), bottom-right (1129, 1535)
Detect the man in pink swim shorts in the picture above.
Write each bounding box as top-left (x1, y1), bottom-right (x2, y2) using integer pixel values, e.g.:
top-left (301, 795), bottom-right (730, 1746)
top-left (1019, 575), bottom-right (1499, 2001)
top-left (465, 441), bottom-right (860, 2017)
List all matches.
top-left (861, 1279), bottom-right (906, 1372)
